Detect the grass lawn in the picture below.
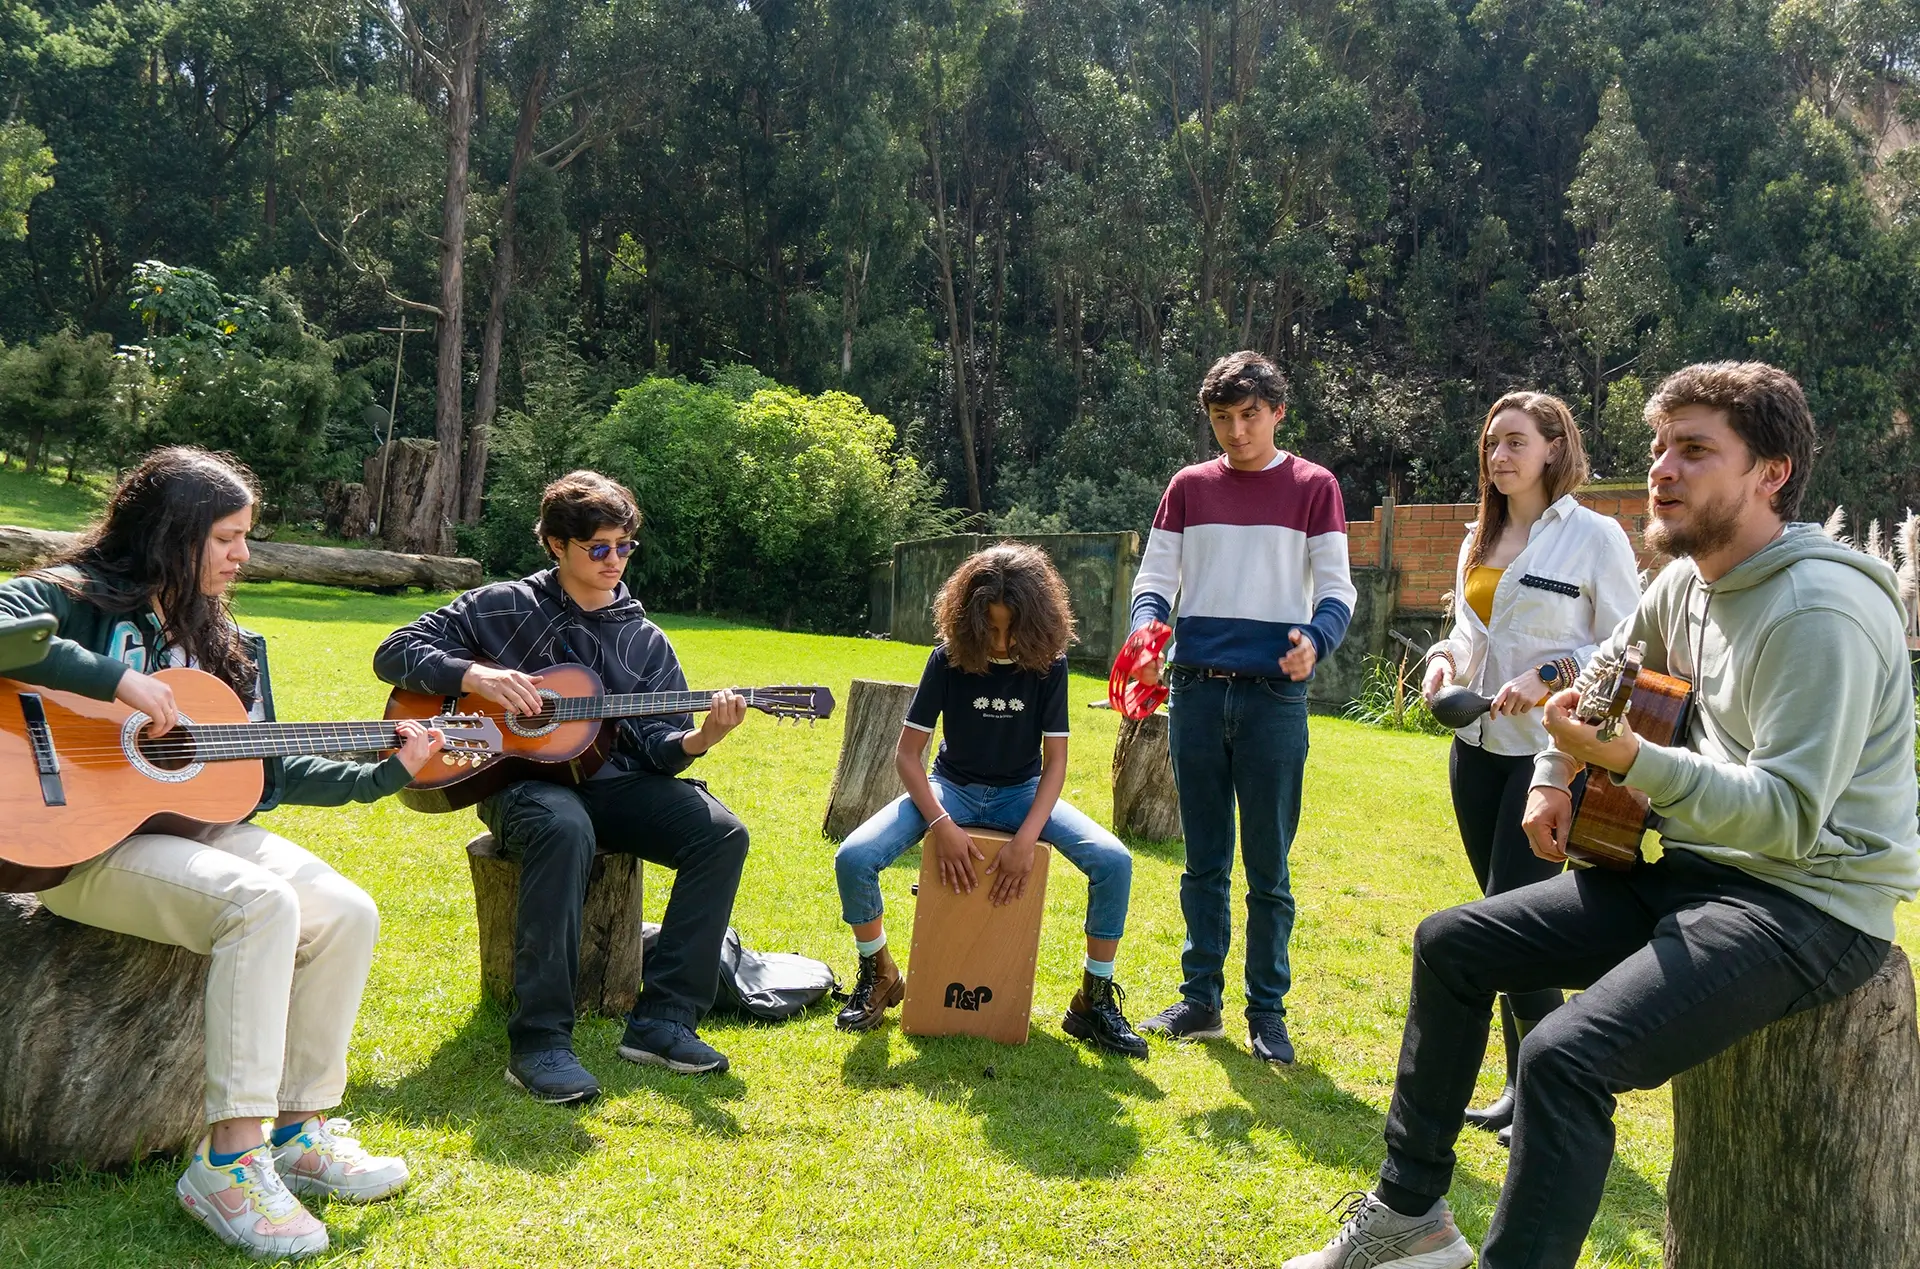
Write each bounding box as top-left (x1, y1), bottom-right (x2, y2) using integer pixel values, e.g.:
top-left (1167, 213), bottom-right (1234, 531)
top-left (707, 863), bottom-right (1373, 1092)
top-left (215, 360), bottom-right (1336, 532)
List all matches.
top-left (3, 583), bottom-right (1916, 1268)
top-left (0, 463), bottom-right (107, 531)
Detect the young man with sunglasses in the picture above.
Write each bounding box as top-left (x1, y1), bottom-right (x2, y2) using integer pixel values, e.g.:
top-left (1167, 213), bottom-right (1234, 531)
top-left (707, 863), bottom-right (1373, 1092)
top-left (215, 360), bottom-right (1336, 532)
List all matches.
top-left (375, 471), bottom-right (752, 1104)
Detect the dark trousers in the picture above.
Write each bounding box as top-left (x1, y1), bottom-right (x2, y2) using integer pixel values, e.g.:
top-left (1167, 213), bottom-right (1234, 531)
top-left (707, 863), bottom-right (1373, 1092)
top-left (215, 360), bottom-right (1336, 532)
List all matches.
top-left (1381, 849), bottom-right (1887, 1269)
top-left (1447, 738), bottom-right (1566, 1021)
top-left (477, 771), bottom-right (749, 1053)
top-left (1166, 667), bottom-right (1309, 1017)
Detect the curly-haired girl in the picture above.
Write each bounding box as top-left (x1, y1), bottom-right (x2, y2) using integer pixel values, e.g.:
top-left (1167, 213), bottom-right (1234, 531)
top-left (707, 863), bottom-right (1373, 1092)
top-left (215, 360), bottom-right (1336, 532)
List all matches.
top-left (831, 542), bottom-right (1144, 1056)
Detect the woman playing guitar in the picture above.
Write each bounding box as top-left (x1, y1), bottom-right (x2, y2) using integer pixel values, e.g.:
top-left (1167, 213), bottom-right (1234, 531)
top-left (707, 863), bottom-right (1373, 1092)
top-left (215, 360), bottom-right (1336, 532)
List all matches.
top-left (1418, 393), bottom-right (1641, 1142)
top-left (0, 448), bottom-right (446, 1261)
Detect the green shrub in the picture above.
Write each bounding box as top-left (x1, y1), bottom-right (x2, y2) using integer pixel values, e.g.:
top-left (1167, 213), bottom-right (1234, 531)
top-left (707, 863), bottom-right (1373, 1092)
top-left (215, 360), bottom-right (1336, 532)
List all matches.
top-left (0, 329), bottom-right (129, 477)
top-left (1343, 652), bottom-right (1448, 736)
top-left (476, 365), bottom-right (955, 630)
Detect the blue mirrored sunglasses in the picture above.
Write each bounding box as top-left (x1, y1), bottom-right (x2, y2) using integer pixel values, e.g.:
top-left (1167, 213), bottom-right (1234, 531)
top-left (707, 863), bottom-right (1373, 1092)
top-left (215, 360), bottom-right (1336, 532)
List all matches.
top-left (576, 540), bottom-right (637, 562)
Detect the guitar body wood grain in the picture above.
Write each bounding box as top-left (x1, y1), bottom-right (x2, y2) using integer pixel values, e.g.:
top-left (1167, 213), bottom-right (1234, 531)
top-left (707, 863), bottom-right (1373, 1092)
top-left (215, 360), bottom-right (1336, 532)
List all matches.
top-left (385, 663), bottom-right (614, 813)
top-left (0, 668), bottom-right (263, 869)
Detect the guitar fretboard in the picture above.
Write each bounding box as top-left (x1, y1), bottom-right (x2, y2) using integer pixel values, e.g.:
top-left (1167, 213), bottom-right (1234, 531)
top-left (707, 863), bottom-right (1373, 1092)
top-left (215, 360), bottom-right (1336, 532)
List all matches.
top-left (146, 721), bottom-right (412, 761)
top-left (539, 690), bottom-right (768, 723)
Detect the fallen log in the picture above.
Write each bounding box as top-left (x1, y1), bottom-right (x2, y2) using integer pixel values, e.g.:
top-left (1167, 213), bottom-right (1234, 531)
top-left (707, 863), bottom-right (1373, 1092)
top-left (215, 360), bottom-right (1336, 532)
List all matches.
top-left (0, 524), bottom-right (481, 593)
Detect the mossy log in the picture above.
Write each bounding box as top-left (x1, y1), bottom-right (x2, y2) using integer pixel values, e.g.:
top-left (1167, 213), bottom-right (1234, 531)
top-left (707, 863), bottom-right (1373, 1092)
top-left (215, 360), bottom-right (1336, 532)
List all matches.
top-left (0, 524), bottom-right (480, 593)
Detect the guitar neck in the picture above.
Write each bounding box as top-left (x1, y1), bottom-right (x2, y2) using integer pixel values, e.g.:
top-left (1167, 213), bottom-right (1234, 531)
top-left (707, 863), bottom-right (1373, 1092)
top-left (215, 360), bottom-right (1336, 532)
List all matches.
top-left (548, 690), bottom-right (742, 723)
top-left (174, 720), bottom-right (408, 760)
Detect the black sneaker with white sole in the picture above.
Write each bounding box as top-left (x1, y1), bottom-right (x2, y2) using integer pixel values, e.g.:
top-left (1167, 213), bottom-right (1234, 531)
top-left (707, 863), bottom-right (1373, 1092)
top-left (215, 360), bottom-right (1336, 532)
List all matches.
top-left (505, 1049), bottom-right (602, 1105)
top-left (617, 1017), bottom-right (730, 1074)
top-left (1250, 1011), bottom-right (1295, 1065)
top-left (1136, 999), bottom-right (1228, 1040)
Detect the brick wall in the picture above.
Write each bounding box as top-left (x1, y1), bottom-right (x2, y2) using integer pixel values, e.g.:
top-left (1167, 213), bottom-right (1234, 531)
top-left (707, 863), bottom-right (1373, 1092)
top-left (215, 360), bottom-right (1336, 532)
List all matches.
top-left (1346, 485), bottom-right (1655, 616)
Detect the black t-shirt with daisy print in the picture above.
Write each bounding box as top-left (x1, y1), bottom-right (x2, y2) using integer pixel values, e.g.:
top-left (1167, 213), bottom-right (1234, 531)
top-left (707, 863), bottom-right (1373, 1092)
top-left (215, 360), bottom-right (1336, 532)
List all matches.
top-left (903, 644), bottom-right (1071, 787)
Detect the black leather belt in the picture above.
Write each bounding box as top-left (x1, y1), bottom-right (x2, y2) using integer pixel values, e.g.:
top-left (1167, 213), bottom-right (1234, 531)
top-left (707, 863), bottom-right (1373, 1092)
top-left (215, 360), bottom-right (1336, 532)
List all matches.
top-left (1199, 667), bottom-right (1286, 682)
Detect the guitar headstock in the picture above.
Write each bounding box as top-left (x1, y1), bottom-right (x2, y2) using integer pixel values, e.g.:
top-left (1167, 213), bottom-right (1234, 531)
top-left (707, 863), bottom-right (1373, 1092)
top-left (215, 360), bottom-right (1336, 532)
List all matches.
top-left (743, 686), bottom-right (837, 724)
top-left (430, 714), bottom-right (506, 754)
top-left (1574, 642), bottom-right (1645, 742)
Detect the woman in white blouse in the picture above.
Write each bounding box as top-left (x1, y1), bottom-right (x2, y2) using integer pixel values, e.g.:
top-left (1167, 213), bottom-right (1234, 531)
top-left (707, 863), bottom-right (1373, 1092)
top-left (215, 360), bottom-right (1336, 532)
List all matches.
top-left (1420, 390), bottom-right (1642, 1141)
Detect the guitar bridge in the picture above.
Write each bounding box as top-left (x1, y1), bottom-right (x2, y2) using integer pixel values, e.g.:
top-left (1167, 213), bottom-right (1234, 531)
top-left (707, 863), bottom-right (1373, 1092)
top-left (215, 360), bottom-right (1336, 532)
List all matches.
top-left (18, 693), bottom-right (65, 807)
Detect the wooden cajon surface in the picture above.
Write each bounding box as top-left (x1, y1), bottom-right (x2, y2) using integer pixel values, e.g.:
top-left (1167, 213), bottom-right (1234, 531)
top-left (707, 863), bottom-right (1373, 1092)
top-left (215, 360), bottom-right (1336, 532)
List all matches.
top-left (901, 828), bottom-right (1051, 1044)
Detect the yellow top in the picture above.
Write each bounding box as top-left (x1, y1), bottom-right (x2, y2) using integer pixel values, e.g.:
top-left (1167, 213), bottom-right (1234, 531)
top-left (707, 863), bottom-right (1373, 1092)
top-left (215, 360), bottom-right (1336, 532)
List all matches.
top-left (1464, 566), bottom-right (1503, 624)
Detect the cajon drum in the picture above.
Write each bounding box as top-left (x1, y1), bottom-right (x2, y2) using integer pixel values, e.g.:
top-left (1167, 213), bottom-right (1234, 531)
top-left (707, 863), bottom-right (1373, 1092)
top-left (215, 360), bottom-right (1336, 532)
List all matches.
top-left (901, 828), bottom-right (1051, 1044)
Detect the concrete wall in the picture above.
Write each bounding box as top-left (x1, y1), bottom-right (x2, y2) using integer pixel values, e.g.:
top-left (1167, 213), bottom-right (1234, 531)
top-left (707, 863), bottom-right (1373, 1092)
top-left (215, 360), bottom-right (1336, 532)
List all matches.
top-left (887, 532), bottom-right (1141, 668)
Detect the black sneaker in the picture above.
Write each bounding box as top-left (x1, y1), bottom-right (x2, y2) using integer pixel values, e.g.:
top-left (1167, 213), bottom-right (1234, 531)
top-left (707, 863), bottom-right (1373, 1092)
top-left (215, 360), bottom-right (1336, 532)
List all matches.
top-left (1250, 1011), bottom-right (1295, 1065)
top-left (616, 1017), bottom-right (730, 1074)
top-left (1062, 972), bottom-right (1149, 1060)
top-left (505, 1049), bottom-right (602, 1105)
top-left (1137, 999), bottom-right (1227, 1041)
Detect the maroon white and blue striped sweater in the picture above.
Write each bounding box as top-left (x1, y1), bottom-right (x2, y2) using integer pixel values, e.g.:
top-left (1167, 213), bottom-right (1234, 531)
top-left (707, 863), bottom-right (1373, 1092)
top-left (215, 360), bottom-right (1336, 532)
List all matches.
top-left (1129, 453), bottom-right (1357, 677)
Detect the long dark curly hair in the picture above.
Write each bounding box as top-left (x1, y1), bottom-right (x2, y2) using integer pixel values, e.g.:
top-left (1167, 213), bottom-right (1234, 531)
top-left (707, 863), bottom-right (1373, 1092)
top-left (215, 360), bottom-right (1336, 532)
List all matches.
top-left (933, 542), bottom-right (1075, 674)
top-left (39, 447), bottom-right (260, 695)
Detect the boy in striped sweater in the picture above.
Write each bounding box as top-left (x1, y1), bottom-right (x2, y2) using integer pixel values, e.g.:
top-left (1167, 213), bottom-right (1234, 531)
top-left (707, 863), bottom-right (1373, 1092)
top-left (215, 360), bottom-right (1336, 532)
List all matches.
top-left (1129, 351), bottom-right (1356, 1064)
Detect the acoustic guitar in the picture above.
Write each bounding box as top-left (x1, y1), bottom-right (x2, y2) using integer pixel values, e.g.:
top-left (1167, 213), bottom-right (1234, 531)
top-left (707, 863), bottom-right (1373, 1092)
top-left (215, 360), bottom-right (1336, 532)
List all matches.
top-left (383, 662), bottom-right (835, 813)
top-left (1565, 641), bottom-right (1692, 869)
top-left (0, 666), bottom-right (503, 877)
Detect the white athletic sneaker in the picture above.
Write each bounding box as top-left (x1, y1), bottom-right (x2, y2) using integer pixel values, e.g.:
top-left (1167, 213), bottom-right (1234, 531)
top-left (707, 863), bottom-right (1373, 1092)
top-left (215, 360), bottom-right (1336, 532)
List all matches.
top-left (271, 1116), bottom-right (411, 1202)
top-left (1282, 1191), bottom-right (1476, 1269)
top-left (176, 1135), bottom-right (329, 1261)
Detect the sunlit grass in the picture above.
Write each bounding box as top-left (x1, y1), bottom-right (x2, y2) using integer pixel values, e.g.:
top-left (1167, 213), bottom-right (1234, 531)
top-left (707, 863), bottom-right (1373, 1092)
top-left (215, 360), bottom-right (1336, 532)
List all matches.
top-left (11, 581), bottom-right (1892, 1267)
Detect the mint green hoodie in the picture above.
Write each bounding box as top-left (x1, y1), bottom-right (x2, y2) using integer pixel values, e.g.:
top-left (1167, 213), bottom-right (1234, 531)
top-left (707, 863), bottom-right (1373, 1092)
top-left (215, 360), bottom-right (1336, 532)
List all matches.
top-left (1535, 524), bottom-right (1920, 939)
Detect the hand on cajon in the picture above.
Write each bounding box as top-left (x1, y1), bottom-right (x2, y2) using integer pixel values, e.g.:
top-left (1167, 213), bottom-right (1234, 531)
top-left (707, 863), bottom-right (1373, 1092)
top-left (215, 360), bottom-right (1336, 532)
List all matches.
top-left (901, 828), bottom-right (1051, 1044)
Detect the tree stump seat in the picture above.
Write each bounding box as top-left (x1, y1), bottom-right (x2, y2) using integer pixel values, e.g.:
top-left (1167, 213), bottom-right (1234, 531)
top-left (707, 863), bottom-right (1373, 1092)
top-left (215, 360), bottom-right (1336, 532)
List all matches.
top-left (1663, 943), bottom-right (1920, 1268)
top-left (1111, 711), bottom-right (1181, 842)
top-left (823, 678), bottom-right (917, 841)
top-left (0, 894), bottom-right (208, 1178)
top-left (466, 832), bottom-right (645, 1017)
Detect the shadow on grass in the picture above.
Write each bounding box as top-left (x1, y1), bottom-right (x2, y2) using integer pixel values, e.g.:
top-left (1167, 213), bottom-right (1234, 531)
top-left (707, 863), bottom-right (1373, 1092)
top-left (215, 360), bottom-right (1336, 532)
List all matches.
top-left (1119, 833), bottom-right (1187, 866)
top-left (840, 1023), bottom-right (1163, 1178)
top-left (343, 1001), bottom-right (606, 1175)
top-left (1193, 1045), bottom-right (1666, 1260)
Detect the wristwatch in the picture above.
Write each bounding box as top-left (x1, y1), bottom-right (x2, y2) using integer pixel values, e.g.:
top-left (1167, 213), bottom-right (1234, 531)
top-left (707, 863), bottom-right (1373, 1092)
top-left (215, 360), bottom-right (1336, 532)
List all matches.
top-left (1537, 657), bottom-right (1578, 687)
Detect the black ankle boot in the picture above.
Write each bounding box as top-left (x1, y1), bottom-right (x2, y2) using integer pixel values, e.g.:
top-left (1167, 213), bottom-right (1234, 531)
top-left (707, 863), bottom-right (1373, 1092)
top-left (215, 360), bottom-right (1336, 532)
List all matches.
top-left (1466, 997), bottom-right (1523, 1133)
top-left (1063, 972), bottom-right (1149, 1059)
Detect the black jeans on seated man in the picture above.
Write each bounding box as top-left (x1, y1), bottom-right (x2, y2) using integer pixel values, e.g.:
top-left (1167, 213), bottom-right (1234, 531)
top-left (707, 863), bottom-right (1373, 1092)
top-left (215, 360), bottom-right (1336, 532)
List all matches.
top-left (1382, 848), bottom-right (1888, 1269)
top-left (477, 770), bottom-right (749, 1052)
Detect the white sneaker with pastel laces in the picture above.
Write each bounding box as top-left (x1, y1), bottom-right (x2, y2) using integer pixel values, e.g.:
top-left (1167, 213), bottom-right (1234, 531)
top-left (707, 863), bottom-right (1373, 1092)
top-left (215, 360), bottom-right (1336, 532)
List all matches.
top-left (271, 1116), bottom-right (411, 1203)
top-left (176, 1135), bottom-right (329, 1261)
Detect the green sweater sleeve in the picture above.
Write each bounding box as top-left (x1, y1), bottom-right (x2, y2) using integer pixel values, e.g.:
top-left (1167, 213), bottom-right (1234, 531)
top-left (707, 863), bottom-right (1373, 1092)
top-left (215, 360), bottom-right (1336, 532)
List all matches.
top-left (0, 576), bottom-right (128, 700)
top-left (1621, 607), bottom-right (1886, 864)
top-left (277, 754), bottom-right (414, 807)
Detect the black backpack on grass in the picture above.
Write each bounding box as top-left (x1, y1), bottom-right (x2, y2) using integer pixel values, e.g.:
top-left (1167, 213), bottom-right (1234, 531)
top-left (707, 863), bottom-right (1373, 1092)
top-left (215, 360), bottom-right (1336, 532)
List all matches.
top-left (641, 923), bottom-right (839, 1022)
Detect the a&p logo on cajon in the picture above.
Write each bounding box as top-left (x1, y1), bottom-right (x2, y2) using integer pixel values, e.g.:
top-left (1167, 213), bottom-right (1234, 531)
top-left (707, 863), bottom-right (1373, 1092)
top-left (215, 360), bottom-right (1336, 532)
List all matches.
top-left (901, 828), bottom-right (1051, 1044)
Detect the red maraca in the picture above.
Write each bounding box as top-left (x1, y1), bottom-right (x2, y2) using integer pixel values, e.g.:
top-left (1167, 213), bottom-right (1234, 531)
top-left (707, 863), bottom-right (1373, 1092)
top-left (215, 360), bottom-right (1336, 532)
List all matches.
top-left (1109, 621), bottom-right (1173, 719)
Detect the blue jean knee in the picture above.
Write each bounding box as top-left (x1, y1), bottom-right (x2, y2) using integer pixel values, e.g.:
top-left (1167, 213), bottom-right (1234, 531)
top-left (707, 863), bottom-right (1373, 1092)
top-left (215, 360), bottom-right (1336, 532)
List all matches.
top-left (833, 791), bottom-right (939, 926)
top-left (1042, 798), bottom-right (1133, 941)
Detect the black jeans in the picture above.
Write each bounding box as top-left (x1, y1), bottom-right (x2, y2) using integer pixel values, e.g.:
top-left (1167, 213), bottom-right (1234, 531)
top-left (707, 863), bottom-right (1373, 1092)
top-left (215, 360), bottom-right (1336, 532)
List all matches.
top-left (1380, 848), bottom-right (1888, 1269)
top-left (1447, 738), bottom-right (1567, 1021)
top-left (478, 770), bottom-right (749, 1053)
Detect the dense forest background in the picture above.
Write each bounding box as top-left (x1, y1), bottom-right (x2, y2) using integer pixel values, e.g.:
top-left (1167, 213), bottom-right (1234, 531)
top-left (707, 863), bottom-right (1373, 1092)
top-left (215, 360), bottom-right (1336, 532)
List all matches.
top-left (2, 0), bottom-right (1919, 615)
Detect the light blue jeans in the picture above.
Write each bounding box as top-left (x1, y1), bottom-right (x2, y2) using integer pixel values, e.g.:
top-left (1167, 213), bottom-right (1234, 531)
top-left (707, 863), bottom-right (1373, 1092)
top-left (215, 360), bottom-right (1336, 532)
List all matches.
top-left (834, 775), bottom-right (1132, 940)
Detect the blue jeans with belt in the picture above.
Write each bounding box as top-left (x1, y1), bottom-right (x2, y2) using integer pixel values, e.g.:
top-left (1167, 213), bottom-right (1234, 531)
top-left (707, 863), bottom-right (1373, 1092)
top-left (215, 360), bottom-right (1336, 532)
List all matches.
top-left (1166, 665), bottom-right (1310, 1017)
top-left (833, 774), bottom-right (1132, 940)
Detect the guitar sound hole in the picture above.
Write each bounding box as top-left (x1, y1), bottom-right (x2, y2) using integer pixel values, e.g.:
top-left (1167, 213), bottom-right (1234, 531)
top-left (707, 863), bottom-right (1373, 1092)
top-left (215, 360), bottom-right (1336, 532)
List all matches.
top-left (137, 730), bottom-right (198, 771)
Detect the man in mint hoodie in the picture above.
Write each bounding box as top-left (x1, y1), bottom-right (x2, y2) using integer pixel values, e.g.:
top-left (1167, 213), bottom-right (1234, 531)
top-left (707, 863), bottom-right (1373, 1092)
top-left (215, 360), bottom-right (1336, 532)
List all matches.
top-left (1286, 361), bottom-right (1920, 1269)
